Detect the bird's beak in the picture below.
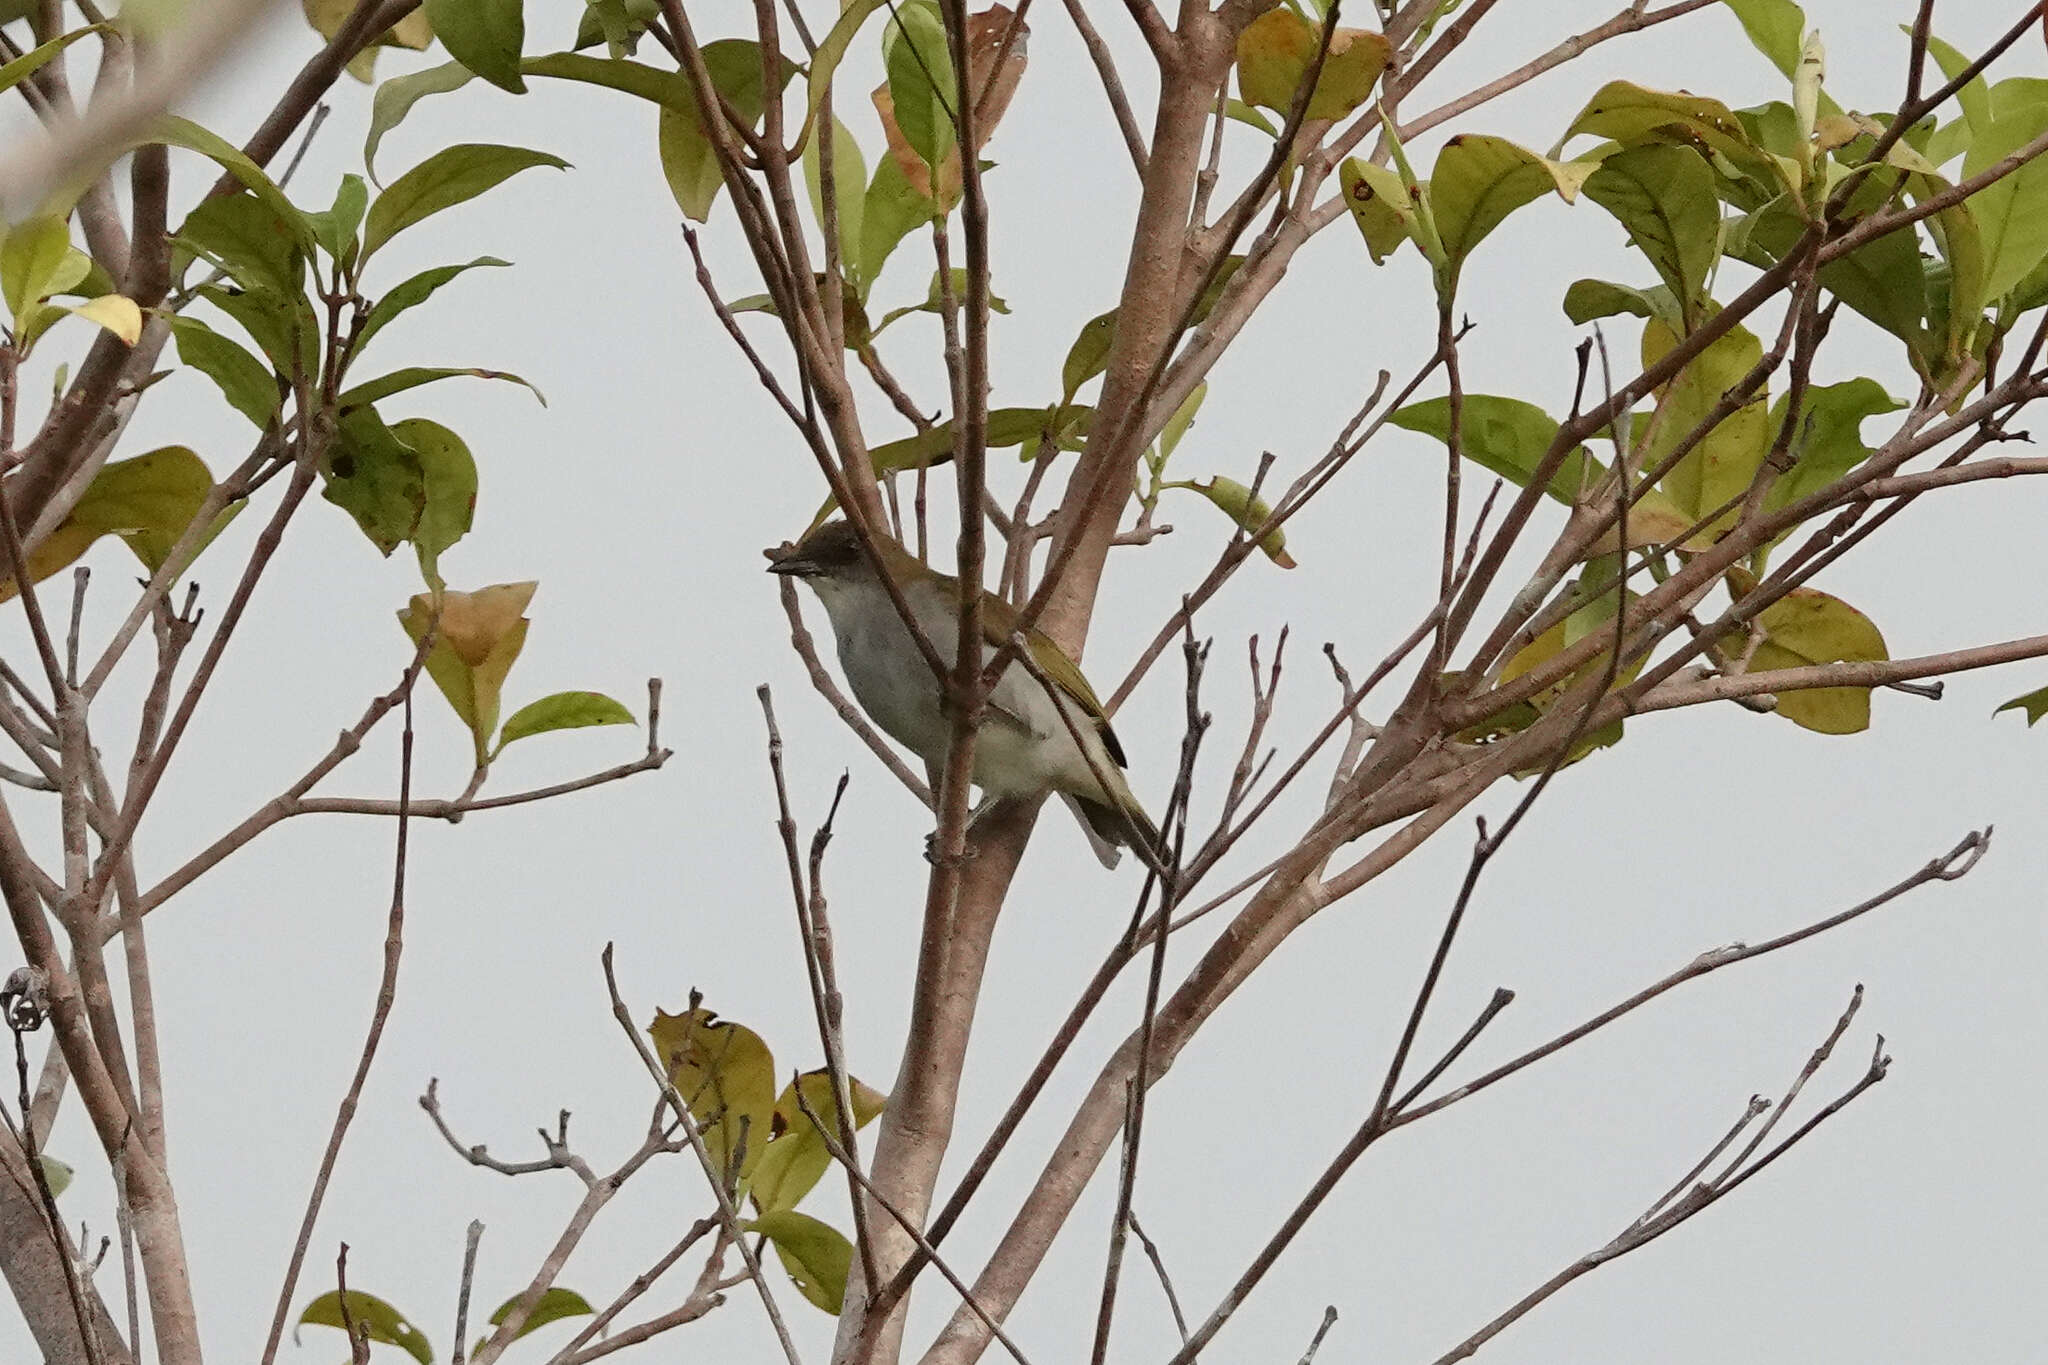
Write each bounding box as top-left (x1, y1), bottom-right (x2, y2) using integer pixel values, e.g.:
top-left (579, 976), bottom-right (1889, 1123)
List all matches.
top-left (767, 551), bottom-right (824, 578)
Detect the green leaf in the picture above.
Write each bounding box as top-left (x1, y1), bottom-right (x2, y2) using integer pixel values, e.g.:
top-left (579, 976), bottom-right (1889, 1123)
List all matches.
top-left (1560, 81), bottom-right (1777, 186)
top-left (0, 26), bottom-right (106, 101)
top-left (1960, 104), bottom-right (2048, 303)
top-left (1234, 8), bottom-right (1391, 120)
top-left (1580, 145), bottom-right (1721, 326)
top-left (305, 173), bottom-right (369, 262)
top-left (1224, 98), bottom-right (1279, 138)
top-left (388, 418), bottom-right (477, 590)
top-left (152, 116), bottom-right (316, 253)
top-left (857, 152), bottom-right (938, 292)
top-left (0, 447), bottom-right (233, 603)
top-left (295, 1291), bottom-right (434, 1365)
top-left (495, 691), bottom-right (635, 753)
top-left (0, 217), bottom-right (85, 319)
top-left (648, 1004), bottom-right (778, 1185)
top-left (486, 1287), bottom-right (593, 1341)
top-left (174, 190), bottom-right (305, 296)
top-left (356, 257), bottom-right (512, 357)
top-left (1995, 682), bottom-right (2048, 725)
top-left (327, 406), bottom-right (428, 556)
top-left (749, 1071), bottom-right (888, 1215)
top-left (168, 315), bottom-right (280, 429)
top-left (338, 366), bottom-right (544, 411)
top-left (37, 1154), bottom-right (73, 1197)
top-left (1430, 135), bottom-right (1595, 285)
top-left (649, 40), bottom-right (791, 222)
top-left (1638, 316), bottom-right (1770, 540)
top-left (802, 0), bottom-right (889, 139)
top-left (427, 0), bottom-right (526, 93)
top-left (1562, 278), bottom-right (1684, 332)
top-left (1389, 395), bottom-right (1598, 504)
top-left (1059, 258), bottom-right (1242, 401)
top-left (1922, 31), bottom-right (1991, 134)
top-left (1745, 586), bottom-right (1887, 734)
top-left (196, 283), bottom-right (318, 380)
top-left (364, 144), bottom-right (569, 257)
top-left (1163, 475), bottom-right (1296, 567)
top-left (804, 116), bottom-right (868, 268)
top-left (366, 61), bottom-right (478, 182)
top-left (1158, 382), bottom-right (1206, 462)
top-left (1761, 378), bottom-right (1903, 516)
top-left (1720, 0), bottom-right (1805, 79)
top-left (399, 582), bottom-right (537, 762)
top-left (882, 0), bottom-right (956, 174)
top-left (747, 1211), bottom-right (853, 1315)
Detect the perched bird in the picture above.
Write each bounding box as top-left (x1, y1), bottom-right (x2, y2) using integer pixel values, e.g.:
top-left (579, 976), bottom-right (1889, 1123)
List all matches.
top-left (769, 518), bottom-right (1159, 869)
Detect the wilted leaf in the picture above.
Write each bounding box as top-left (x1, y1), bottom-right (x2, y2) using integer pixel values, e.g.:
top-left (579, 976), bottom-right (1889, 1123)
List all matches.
top-left (648, 1004), bottom-right (778, 1185)
top-left (1742, 586), bottom-right (1888, 733)
top-left (169, 315), bottom-right (280, 429)
top-left (1164, 475), bottom-right (1295, 567)
top-left (748, 1211), bottom-right (853, 1314)
top-left (1235, 9), bottom-right (1391, 121)
top-left (426, 0), bottom-right (525, 92)
top-left (496, 691), bottom-right (635, 753)
top-left (749, 1070), bottom-right (888, 1215)
top-left (295, 1290), bottom-right (433, 1365)
top-left (363, 144), bottom-right (570, 257)
top-left (486, 1287), bottom-right (593, 1342)
top-left (399, 582), bottom-right (536, 761)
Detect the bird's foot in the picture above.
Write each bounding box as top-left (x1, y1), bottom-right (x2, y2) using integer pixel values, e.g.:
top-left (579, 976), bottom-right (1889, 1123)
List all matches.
top-left (923, 829), bottom-right (980, 867)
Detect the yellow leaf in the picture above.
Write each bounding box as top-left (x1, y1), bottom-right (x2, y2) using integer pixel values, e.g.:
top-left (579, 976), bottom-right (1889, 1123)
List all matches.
top-left (647, 1003), bottom-right (778, 1183)
top-left (65, 294), bottom-right (141, 345)
top-left (1235, 10), bottom-right (1390, 120)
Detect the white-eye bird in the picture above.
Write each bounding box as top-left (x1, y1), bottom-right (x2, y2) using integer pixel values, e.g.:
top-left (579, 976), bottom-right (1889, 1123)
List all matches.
top-left (769, 519), bottom-right (1159, 869)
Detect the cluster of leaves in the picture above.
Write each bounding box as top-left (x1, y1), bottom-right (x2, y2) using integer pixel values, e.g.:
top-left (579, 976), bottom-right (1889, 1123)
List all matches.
top-left (1339, 4), bottom-right (2048, 743)
top-left (646, 1000), bottom-right (887, 1315)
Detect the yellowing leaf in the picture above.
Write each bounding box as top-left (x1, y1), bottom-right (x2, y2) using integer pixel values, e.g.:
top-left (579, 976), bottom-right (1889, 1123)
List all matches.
top-left (1639, 316), bottom-right (1771, 541)
top-left (749, 1070), bottom-right (888, 1215)
top-left (63, 294), bottom-right (141, 344)
top-left (0, 447), bottom-right (228, 603)
top-left (399, 582), bottom-right (536, 762)
top-left (1745, 586), bottom-right (1887, 733)
top-left (1235, 10), bottom-right (1390, 120)
top-left (1339, 157), bottom-right (1420, 264)
top-left (294, 1290), bottom-right (433, 1365)
top-left (1430, 135), bottom-right (1595, 282)
top-left (647, 1003), bottom-right (778, 1185)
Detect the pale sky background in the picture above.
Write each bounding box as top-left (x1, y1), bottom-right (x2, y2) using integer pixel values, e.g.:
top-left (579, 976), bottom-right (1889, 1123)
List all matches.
top-left (4, 3), bottom-right (2046, 1363)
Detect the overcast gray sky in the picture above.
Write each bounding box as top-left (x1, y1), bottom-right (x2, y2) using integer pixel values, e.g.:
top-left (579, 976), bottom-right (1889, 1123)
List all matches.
top-left (5, 2), bottom-right (2045, 1362)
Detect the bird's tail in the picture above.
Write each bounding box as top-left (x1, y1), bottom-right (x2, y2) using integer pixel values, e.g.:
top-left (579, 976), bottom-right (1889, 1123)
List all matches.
top-left (1062, 777), bottom-right (1164, 873)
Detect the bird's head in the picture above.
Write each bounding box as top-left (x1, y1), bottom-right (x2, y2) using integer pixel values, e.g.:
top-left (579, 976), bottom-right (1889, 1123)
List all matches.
top-left (767, 519), bottom-right (914, 606)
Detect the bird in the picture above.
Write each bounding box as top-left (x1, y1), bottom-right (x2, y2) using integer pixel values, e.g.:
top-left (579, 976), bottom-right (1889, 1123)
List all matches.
top-left (768, 518), bottom-right (1159, 869)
